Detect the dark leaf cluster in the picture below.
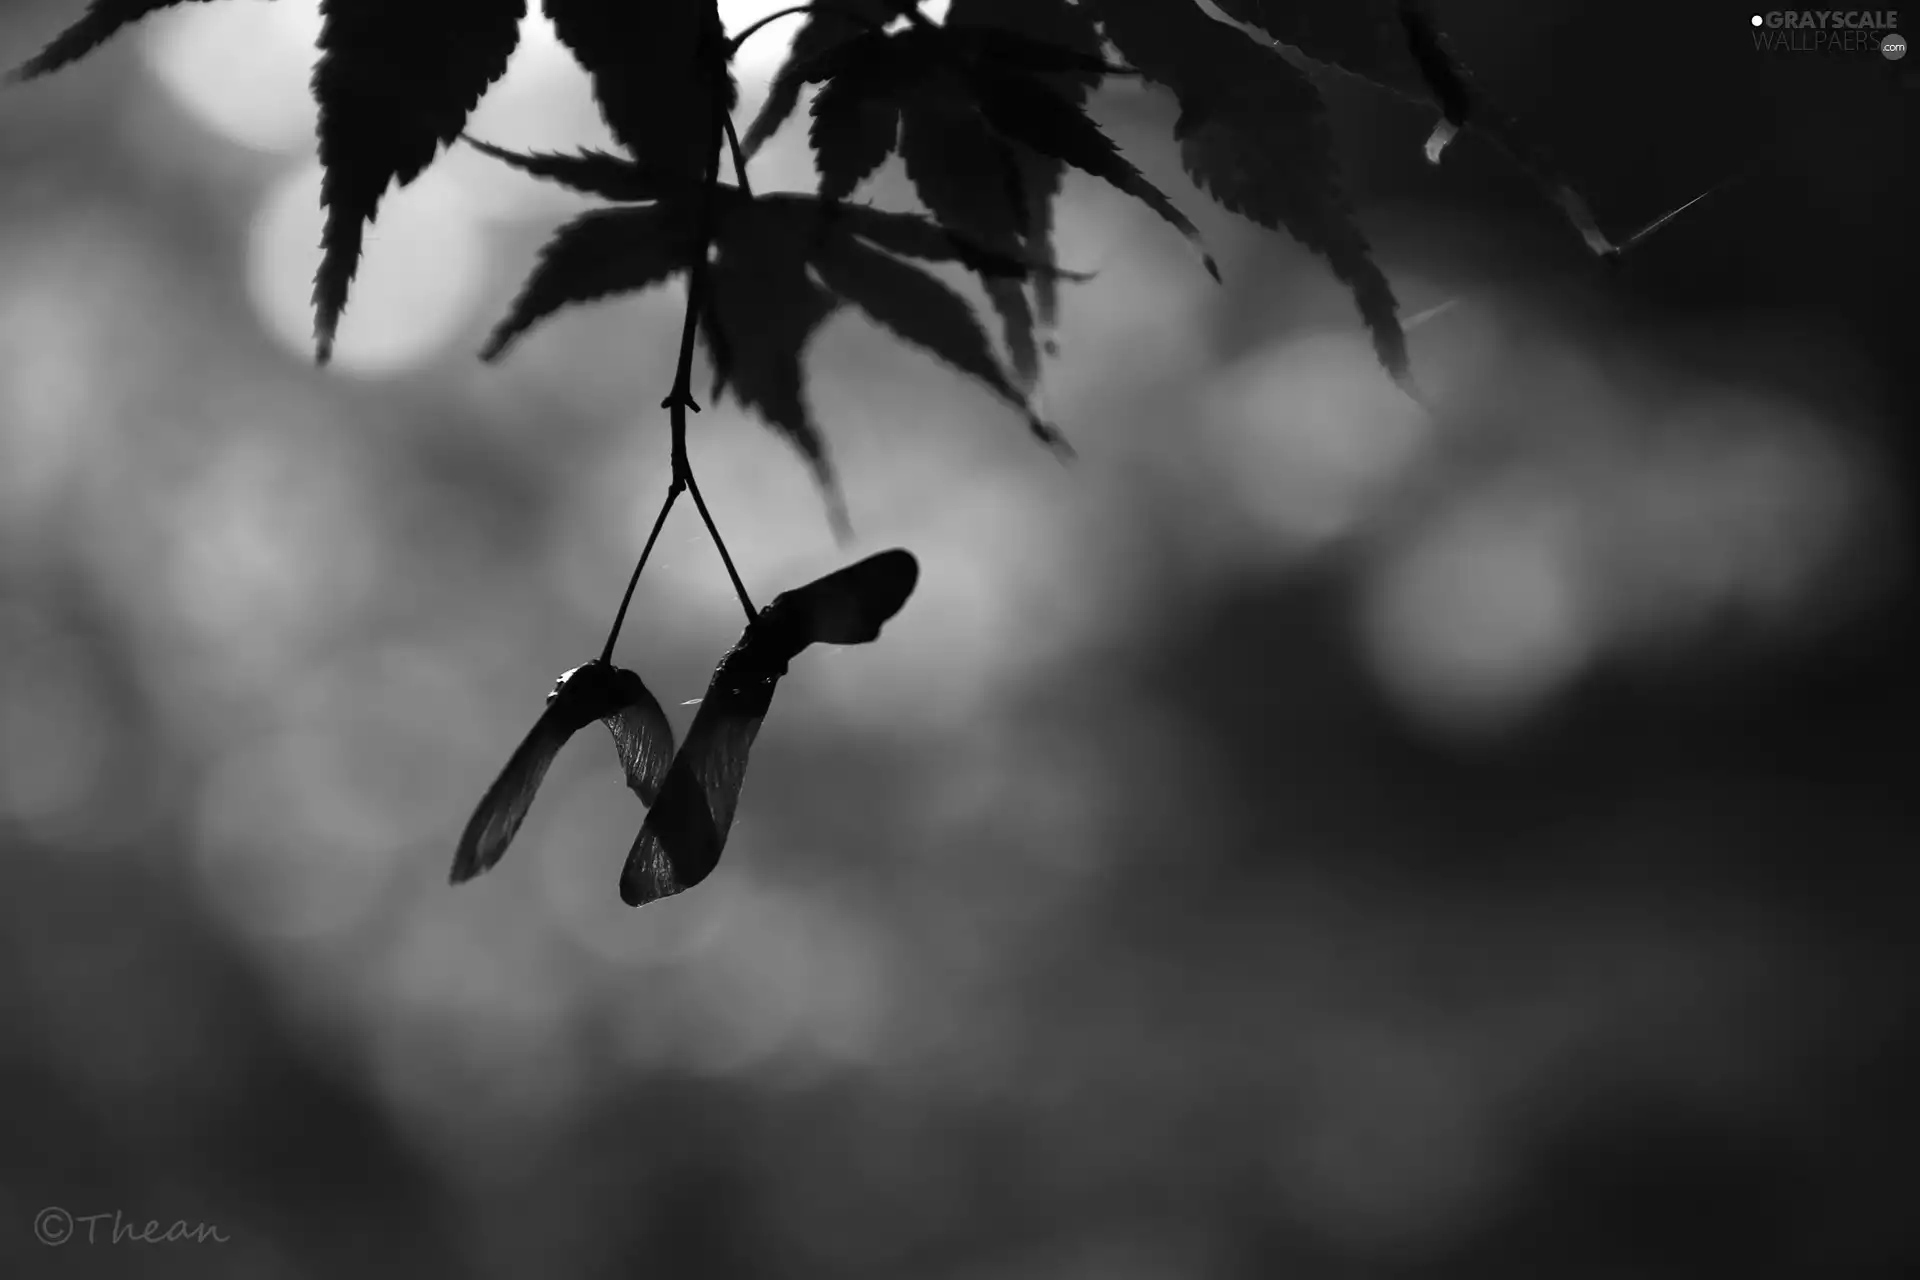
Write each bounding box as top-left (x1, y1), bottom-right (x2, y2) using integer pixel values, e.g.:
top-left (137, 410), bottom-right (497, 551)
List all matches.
top-left (14, 0), bottom-right (1607, 492)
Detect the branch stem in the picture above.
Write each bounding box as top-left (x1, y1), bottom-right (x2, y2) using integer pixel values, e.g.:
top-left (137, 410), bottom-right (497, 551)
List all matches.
top-left (726, 2), bottom-right (897, 57)
top-left (683, 466), bottom-right (754, 621)
top-left (603, 25), bottom-right (759, 653)
top-left (724, 114), bottom-right (752, 197)
top-left (664, 31), bottom-right (756, 623)
top-left (599, 482), bottom-right (680, 665)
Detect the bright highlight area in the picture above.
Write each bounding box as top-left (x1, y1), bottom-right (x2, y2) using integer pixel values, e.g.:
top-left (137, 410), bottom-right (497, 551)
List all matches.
top-left (142, 0), bottom-right (323, 155)
top-left (247, 161), bottom-right (488, 375)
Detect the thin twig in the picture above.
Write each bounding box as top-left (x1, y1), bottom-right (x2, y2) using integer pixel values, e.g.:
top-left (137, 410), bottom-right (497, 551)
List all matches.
top-left (660, 36), bottom-right (757, 623)
top-left (723, 114), bottom-right (753, 198)
top-left (1617, 176), bottom-right (1737, 254)
top-left (599, 482), bottom-right (681, 664)
top-left (1402, 176), bottom-right (1739, 337)
top-left (728, 4), bottom-right (813, 55)
top-left (683, 467), bottom-right (754, 619)
top-left (726, 1), bottom-right (895, 56)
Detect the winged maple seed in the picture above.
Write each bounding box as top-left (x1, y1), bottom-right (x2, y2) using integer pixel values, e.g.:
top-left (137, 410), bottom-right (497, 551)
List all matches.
top-left (450, 658), bottom-right (673, 885)
top-left (620, 549), bottom-right (919, 907)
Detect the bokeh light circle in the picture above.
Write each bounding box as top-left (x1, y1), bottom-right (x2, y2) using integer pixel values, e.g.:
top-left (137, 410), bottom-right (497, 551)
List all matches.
top-left (247, 161), bottom-right (489, 375)
top-left (142, 0), bottom-right (324, 155)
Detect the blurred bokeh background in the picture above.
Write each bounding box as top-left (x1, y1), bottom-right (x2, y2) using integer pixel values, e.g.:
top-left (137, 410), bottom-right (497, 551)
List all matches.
top-left (2, 1), bottom-right (1915, 1275)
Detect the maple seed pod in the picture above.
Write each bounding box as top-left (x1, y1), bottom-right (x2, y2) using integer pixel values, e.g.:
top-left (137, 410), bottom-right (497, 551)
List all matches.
top-left (619, 549), bottom-right (920, 907)
top-left (451, 659), bottom-right (673, 885)
top-left (762, 547), bottom-right (920, 653)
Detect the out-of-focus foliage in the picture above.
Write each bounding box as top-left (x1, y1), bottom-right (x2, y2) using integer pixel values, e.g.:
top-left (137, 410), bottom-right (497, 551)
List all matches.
top-left (1, 2), bottom-right (1916, 1277)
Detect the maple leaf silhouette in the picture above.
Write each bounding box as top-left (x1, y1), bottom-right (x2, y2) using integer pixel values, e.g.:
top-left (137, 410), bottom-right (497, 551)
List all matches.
top-left (309, 0), bottom-right (526, 363)
top-left (813, 202), bottom-right (1092, 284)
top-left (744, 193), bottom-right (1096, 412)
top-left (963, 47), bottom-right (1218, 282)
top-left (807, 54), bottom-right (904, 204)
top-left (452, 659), bottom-right (673, 884)
top-left (784, 5), bottom-right (1186, 386)
top-left (985, 277), bottom-right (1040, 392)
top-left (469, 134), bottom-right (1072, 511)
top-left (1091, 0), bottom-right (1407, 383)
top-left (619, 549), bottom-right (918, 907)
top-left (698, 191), bottom-right (1071, 529)
top-left (544, 0), bottom-right (737, 180)
top-left (461, 135), bottom-right (688, 203)
top-left (8, 0), bottom-right (206, 80)
top-left (480, 199), bottom-right (702, 361)
top-left (701, 194), bottom-right (852, 537)
top-left (1209, 0), bottom-right (1607, 253)
top-left (744, 194), bottom-right (1069, 446)
top-left (16, 0), bottom-right (528, 361)
top-left (947, 0), bottom-right (1106, 342)
top-left (740, 0), bottom-right (906, 156)
top-left (895, 103), bottom-right (1040, 386)
top-left (806, 218), bottom-right (1068, 452)
top-left (786, 20), bottom-right (1217, 282)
